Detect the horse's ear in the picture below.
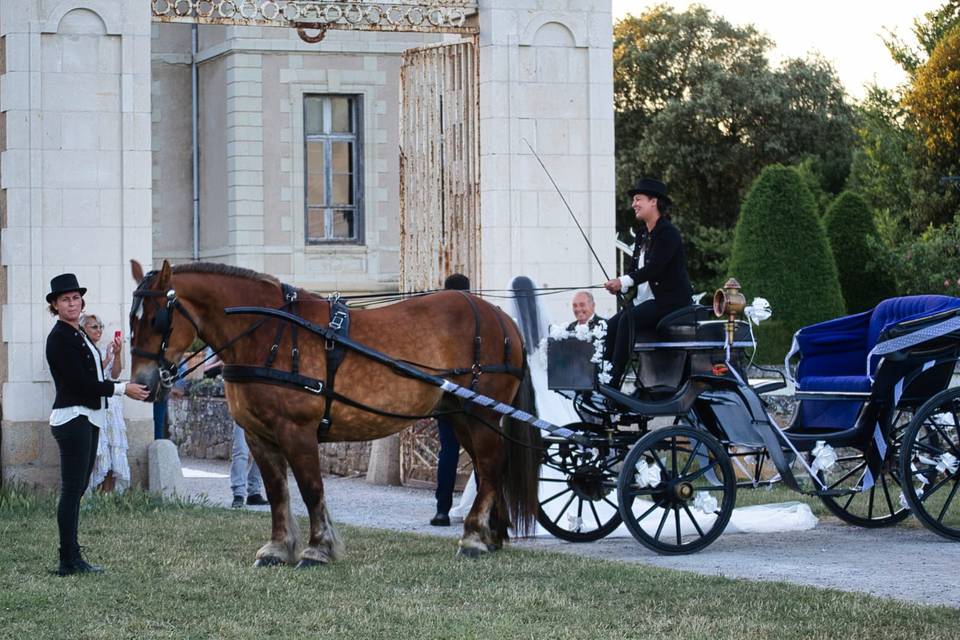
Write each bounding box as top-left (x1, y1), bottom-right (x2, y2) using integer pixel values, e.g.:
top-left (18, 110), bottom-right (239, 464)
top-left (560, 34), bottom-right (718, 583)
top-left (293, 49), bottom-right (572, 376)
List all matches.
top-left (130, 259), bottom-right (144, 283)
top-left (157, 260), bottom-right (172, 288)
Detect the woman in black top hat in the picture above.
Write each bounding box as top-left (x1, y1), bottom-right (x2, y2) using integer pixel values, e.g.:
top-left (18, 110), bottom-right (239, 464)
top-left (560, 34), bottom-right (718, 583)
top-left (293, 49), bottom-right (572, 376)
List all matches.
top-left (602, 178), bottom-right (693, 388)
top-left (45, 273), bottom-right (149, 576)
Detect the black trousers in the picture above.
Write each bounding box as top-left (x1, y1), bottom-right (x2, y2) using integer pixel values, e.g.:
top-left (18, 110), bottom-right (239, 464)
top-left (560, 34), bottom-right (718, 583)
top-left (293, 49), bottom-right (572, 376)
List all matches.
top-left (603, 300), bottom-right (671, 388)
top-left (50, 416), bottom-right (100, 551)
top-left (435, 418), bottom-right (459, 515)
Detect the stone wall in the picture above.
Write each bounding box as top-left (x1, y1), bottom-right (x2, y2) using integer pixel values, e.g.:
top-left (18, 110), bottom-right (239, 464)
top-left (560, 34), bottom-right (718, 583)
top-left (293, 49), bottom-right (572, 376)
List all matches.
top-left (169, 379), bottom-right (371, 477)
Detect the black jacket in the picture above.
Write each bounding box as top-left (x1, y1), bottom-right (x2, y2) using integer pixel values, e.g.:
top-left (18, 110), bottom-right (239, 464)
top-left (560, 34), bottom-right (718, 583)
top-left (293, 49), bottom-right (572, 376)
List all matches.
top-left (565, 315), bottom-right (607, 332)
top-left (46, 320), bottom-right (116, 410)
top-left (624, 216), bottom-right (693, 312)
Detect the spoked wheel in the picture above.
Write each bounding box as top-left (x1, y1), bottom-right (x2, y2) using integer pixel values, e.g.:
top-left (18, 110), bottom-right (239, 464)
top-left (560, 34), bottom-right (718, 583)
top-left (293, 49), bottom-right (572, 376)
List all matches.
top-left (537, 429), bottom-right (625, 542)
top-left (900, 387), bottom-right (960, 541)
top-left (617, 426), bottom-right (736, 555)
top-left (817, 420), bottom-right (911, 527)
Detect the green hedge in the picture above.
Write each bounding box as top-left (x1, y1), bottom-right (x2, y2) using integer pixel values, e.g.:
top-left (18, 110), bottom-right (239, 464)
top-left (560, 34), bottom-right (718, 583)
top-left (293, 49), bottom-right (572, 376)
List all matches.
top-left (728, 165), bottom-right (846, 362)
top-left (824, 191), bottom-right (896, 312)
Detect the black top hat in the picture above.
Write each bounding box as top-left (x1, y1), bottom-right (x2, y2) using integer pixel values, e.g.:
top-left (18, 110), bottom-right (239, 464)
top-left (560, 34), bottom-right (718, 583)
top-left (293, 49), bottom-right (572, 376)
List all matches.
top-left (46, 273), bottom-right (87, 303)
top-left (627, 177), bottom-right (671, 205)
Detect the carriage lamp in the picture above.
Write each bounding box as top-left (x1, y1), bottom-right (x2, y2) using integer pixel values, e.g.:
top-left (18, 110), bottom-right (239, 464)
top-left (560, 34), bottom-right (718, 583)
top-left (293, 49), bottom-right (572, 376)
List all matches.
top-left (713, 278), bottom-right (746, 344)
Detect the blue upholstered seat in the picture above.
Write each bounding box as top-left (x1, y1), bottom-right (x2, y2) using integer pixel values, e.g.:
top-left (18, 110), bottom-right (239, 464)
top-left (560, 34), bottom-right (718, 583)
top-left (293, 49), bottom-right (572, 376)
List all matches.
top-left (792, 295), bottom-right (960, 430)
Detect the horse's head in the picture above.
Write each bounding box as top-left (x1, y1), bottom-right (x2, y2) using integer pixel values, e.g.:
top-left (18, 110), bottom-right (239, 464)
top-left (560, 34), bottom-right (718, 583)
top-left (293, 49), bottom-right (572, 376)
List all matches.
top-left (129, 259), bottom-right (200, 402)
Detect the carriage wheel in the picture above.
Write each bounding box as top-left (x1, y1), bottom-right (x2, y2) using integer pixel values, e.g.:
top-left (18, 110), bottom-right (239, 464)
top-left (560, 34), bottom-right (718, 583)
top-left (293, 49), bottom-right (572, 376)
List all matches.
top-left (899, 387), bottom-right (960, 541)
top-left (817, 420), bottom-right (911, 528)
top-left (617, 426), bottom-right (736, 555)
top-left (537, 428), bottom-right (625, 542)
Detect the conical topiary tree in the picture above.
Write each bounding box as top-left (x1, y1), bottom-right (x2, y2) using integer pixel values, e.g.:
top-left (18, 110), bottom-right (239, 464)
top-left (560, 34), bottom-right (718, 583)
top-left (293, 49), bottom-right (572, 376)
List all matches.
top-left (728, 165), bottom-right (846, 361)
top-left (824, 191), bottom-right (897, 313)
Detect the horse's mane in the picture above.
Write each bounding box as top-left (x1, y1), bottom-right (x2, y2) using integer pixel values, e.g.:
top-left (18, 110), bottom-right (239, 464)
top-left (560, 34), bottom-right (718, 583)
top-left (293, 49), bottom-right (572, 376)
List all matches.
top-left (172, 262), bottom-right (281, 287)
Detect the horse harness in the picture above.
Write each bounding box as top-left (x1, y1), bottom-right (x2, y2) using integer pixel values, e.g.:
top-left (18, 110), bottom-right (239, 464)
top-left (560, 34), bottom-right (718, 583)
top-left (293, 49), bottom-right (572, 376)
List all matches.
top-left (132, 274), bottom-right (522, 441)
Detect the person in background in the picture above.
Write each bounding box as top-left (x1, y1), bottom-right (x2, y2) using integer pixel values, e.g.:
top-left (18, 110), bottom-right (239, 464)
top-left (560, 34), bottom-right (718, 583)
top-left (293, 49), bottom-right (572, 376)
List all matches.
top-left (45, 274), bottom-right (149, 576)
top-left (230, 423), bottom-right (267, 508)
top-left (430, 273), bottom-right (471, 526)
top-left (566, 290), bottom-right (606, 332)
top-left (81, 314), bottom-right (130, 494)
top-left (202, 346), bottom-right (268, 509)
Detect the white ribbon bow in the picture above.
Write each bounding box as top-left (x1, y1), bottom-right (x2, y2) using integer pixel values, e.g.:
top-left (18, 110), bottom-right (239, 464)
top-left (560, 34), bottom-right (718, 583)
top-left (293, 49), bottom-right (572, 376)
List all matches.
top-left (744, 297), bottom-right (773, 325)
top-left (634, 459), bottom-right (662, 488)
top-left (811, 440), bottom-right (838, 474)
top-left (693, 491), bottom-right (718, 514)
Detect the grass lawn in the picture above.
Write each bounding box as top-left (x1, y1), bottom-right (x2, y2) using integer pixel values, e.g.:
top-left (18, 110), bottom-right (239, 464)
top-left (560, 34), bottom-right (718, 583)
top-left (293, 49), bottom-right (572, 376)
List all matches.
top-left (1, 487), bottom-right (957, 640)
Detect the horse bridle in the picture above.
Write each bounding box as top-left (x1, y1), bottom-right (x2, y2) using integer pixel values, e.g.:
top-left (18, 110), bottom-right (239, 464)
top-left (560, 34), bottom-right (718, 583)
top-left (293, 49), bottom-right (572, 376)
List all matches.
top-left (130, 271), bottom-right (205, 390)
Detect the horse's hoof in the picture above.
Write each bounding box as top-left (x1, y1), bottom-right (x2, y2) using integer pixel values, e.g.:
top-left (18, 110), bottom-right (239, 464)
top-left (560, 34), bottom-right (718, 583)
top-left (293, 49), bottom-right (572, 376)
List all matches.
top-left (253, 556), bottom-right (286, 568)
top-left (456, 546), bottom-right (485, 559)
top-left (295, 558), bottom-right (326, 569)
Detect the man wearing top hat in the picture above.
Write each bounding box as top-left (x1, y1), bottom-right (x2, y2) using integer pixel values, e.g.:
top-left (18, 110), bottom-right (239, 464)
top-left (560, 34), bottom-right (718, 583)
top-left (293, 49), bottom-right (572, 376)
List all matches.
top-left (602, 177), bottom-right (693, 389)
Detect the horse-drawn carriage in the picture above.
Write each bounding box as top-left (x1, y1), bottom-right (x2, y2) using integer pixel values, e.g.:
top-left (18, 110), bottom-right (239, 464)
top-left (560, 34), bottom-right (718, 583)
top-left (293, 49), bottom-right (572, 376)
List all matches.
top-left (128, 261), bottom-right (960, 564)
top-left (538, 281), bottom-right (960, 554)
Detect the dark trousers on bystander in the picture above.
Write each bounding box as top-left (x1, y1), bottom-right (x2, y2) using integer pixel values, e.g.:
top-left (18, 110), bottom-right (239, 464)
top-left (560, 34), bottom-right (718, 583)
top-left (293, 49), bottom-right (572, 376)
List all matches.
top-left (435, 419), bottom-right (459, 516)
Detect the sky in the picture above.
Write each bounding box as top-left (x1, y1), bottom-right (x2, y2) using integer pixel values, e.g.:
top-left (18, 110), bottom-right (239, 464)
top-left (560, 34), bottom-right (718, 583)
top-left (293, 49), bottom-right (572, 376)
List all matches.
top-left (610, 1), bottom-right (944, 99)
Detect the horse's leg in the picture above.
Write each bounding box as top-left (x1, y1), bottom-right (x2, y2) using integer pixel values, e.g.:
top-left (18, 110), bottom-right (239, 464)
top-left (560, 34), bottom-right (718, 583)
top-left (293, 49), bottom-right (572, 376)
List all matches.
top-left (273, 422), bottom-right (343, 568)
top-left (452, 410), bottom-right (508, 557)
top-left (245, 431), bottom-right (299, 567)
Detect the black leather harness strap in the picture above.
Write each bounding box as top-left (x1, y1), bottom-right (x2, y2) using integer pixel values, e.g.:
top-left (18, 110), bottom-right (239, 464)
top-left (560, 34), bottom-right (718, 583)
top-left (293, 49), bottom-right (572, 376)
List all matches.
top-left (319, 298), bottom-right (350, 435)
top-left (422, 293), bottom-right (523, 382)
top-left (264, 284), bottom-right (300, 368)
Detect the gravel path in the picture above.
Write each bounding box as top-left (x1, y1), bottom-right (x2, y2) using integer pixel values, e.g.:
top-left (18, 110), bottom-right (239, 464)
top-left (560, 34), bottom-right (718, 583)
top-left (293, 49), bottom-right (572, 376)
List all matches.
top-left (181, 457), bottom-right (960, 608)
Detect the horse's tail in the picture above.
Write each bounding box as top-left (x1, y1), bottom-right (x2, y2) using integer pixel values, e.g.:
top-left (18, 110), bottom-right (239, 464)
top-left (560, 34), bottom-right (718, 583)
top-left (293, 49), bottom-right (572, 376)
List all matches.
top-left (503, 358), bottom-right (542, 537)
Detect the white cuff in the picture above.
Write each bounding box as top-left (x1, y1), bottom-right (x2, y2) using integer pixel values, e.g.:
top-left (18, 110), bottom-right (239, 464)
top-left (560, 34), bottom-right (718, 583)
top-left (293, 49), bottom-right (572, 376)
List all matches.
top-left (619, 275), bottom-right (634, 290)
top-left (113, 382), bottom-right (127, 396)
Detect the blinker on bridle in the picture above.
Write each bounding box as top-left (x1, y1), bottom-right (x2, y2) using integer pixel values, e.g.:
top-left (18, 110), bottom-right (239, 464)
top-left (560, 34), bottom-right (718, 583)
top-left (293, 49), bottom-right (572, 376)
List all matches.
top-left (130, 270), bottom-right (202, 390)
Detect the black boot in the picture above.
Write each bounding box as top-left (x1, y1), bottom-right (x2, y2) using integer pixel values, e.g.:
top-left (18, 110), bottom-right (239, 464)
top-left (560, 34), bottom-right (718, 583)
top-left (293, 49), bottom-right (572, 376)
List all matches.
top-left (71, 545), bottom-right (104, 574)
top-left (57, 546), bottom-right (75, 577)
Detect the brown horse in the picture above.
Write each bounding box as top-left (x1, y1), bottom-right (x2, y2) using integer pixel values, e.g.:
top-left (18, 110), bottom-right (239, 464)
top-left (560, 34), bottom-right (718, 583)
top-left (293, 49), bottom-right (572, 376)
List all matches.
top-left (128, 260), bottom-right (541, 566)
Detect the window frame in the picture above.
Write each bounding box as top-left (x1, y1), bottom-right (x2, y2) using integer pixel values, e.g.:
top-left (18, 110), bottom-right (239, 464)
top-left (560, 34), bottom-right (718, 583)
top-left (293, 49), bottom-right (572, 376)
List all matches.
top-left (303, 94), bottom-right (364, 245)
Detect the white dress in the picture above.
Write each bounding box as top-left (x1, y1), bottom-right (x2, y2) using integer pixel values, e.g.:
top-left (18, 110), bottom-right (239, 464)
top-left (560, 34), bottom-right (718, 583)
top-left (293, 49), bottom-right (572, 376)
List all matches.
top-left (89, 345), bottom-right (131, 493)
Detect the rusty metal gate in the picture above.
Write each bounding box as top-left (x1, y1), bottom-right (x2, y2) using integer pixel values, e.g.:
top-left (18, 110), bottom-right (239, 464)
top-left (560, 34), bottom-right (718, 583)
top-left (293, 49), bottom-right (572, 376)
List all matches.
top-left (399, 41), bottom-right (480, 292)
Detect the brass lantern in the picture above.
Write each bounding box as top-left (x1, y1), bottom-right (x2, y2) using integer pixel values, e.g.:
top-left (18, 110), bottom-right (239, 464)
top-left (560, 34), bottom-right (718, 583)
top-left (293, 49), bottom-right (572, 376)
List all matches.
top-left (713, 278), bottom-right (746, 344)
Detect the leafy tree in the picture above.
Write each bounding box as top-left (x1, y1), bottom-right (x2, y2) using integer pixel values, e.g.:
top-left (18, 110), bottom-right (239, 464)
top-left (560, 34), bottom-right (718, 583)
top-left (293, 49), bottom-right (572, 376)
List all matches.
top-left (904, 25), bottom-right (960, 173)
top-left (728, 165), bottom-right (845, 361)
top-left (883, 0), bottom-right (960, 76)
top-left (846, 86), bottom-right (916, 244)
top-left (613, 5), bottom-right (856, 289)
top-left (870, 214), bottom-right (960, 296)
top-left (823, 192), bottom-right (896, 312)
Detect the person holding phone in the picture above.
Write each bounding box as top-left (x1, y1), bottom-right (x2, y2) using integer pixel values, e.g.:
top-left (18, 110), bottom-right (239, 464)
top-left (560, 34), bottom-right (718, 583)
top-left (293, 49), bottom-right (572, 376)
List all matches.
top-left (46, 274), bottom-right (150, 576)
top-left (81, 314), bottom-right (131, 494)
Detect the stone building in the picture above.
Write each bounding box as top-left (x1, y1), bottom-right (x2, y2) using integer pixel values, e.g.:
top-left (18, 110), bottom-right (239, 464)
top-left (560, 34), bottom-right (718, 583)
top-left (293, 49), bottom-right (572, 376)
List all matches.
top-left (0, 0), bottom-right (615, 488)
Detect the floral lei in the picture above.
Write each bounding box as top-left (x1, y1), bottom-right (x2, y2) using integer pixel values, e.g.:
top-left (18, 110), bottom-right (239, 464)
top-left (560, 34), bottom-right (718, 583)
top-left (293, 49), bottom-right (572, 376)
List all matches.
top-left (537, 319), bottom-right (613, 384)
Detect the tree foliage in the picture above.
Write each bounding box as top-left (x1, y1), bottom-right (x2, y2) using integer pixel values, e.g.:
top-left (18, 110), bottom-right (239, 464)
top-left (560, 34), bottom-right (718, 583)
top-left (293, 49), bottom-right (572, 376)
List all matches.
top-left (904, 25), bottom-right (960, 175)
top-left (846, 87), bottom-right (916, 242)
top-left (728, 166), bottom-right (845, 359)
top-left (871, 215), bottom-right (960, 296)
top-left (823, 192), bottom-right (896, 312)
top-left (883, 0), bottom-right (960, 76)
top-left (613, 5), bottom-right (856, 290)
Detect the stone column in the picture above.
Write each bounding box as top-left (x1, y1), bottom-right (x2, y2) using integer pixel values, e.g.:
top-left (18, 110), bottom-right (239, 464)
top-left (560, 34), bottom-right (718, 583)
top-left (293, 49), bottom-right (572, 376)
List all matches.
top-left (477, 0), bottom-right (616, 322)
top-left (0, 1), bottom-right (153, 488)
